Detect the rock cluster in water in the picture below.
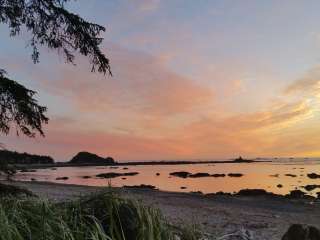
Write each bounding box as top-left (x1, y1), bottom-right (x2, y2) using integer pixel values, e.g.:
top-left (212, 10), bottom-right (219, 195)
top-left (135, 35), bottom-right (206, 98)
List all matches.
top-left (169, 171), bottom-right (243, 178)
top-left (96, 172), bottom-right (139, 178)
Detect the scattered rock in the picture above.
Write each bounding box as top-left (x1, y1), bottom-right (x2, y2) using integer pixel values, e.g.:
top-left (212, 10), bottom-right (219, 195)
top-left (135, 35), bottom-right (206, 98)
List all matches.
top-left (214, 191), bottom-right (231, 196)
top-left (277, 184), bottom-right (283, 188)
top-left (55, 177), bottom-right (69, 180)
top-left (51, 168), bottom-right (57, 170)
top-left (211, 174), bottom-right (226, 177)
top-left (189, 172), bottom-right (211, 178)
top-left (307, 173), bottom-right (320, 179)
top-left (236, 189), bottom-right (271, 197)
top-left (270, 174), bottom-right (279, 177)
top-left (228, 173), bottom-right (244, 177)
top-left (123, 184), bottom-right (157, 190)
top-left (109, 166), bottom-right (119, 169)
top-left (286, 190), bottom-right (306, 199)
top-left (82, 176), bottom-right (91, 179)
top-left (96, 172), bottom-right (139, 178)
top-left (123, 167), bottom-right (129, 170)
top-left (282, 224), bottom-right (320, 240)
top-left (303, 185), bottom-right (320, 191)
top-left (190, 191), bottom-right (203, 195)
top-left (169, 171), bottom-right (191, 178)
top-left (233, 156), bottom-right (254, 163)
top-left (20, 169), bottom-right (37, 173)
top-left (31, 178), bottom-right (36, 181)
top-left (285, 174), bottom-right (297, 177)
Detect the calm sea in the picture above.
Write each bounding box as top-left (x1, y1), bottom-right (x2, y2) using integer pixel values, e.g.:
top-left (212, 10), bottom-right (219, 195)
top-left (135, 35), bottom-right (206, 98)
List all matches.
top-left (15, 158), bottom-right (320, 196)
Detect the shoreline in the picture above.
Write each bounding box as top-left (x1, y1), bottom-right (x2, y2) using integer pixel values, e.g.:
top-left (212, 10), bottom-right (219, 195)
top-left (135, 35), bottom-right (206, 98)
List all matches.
top-left (13, 159), bottom-right (271, 169)
top-left (5, 180), bottom-right (320, 240)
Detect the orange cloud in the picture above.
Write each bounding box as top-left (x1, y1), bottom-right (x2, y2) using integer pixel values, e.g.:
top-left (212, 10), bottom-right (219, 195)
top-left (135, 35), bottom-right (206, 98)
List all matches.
top-left (284, 66), bottom-right (320, 96)
top-left (2, 45), bottom-right (320, 160)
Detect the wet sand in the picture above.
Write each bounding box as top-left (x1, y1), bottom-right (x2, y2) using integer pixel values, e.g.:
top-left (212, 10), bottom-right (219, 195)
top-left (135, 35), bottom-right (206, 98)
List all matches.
top-left (5, 180), bottom-right (320, 240)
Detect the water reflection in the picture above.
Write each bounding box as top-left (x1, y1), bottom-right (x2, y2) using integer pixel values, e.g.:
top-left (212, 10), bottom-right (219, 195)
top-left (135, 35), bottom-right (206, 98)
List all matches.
top-left (15, 160), bottom-right (320, 196)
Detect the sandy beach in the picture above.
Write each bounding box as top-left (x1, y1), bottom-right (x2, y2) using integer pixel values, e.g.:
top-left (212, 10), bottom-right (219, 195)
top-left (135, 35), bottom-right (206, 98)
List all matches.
top-left (5, 180), bottom-right (320, 240)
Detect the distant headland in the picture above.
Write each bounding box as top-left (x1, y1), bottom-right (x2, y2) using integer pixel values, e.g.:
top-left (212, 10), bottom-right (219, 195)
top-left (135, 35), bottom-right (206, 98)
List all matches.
top-left (0, 150), bottom-right (271, 169)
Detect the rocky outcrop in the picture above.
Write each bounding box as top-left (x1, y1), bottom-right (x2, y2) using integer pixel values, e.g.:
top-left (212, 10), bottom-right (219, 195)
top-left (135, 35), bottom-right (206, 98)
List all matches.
top-left (282, 224), bottom-right (320, 240)
top-left (236, 189), bottom-right (272, 197)
top-left (69, 151), bottom-right (115, 165)
top-left (233, 156), bottom-right (254, 163)
top-left (169, 171), bottom-right (191, 178)
top-left (228, 173), bottom-right (244, 177)
top-left (96, 172), bottom-right (139, 178)
top-left (307, 173), bottom-right (320, 179)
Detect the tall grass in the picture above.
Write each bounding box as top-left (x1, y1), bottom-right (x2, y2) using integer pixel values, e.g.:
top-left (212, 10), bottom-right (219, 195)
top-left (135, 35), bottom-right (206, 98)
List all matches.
top-left (0, 190), bottom-right (202, 240)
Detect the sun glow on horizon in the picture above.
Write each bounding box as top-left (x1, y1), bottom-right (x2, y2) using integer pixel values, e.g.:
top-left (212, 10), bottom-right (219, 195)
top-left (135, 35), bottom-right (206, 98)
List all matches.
top-left (1, 0), bottom-right (320, 161)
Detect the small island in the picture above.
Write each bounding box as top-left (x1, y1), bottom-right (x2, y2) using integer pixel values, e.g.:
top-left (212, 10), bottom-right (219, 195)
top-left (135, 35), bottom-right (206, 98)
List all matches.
top-left (69, 151), bottom-right (115, 165)
top-left (232, 156), bottom-right (254, 163)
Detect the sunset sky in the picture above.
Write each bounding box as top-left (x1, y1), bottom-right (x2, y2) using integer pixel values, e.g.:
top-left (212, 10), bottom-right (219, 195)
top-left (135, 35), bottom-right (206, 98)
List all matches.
top-left (1, 0), bottom-right (320, 161)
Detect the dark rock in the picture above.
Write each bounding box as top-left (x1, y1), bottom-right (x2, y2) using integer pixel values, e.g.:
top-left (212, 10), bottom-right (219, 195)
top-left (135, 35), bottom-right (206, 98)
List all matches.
top-left (56, 177), bottom-right (69, 180)
top-left (190, 191), bottom-right (203, 195)
top-left (189, 172), bottom-right (211, 178)
top-left (31, 178), bottom-right (36, 181)
top-left (285, 174), bottom-right (297, 177)
top-left (282, 224), bottom-right (320, 240)
top-left (20, 169), bottom-right (37, 173)
top-left (215, 191), bottom-right (231, 196)
top-left (169, 171), bottom-right (191, 178)
top-left (307, 173), bottom-right (320, 179)
top-left (286, 190), bottom-right (306, 199)
top-left (303, 185), bottom-right (320, 191)
top-left (156, 173), bottom-right (160, 176)
top-left (123, 167), bottom-right (129, 170)
top-left (277, 184), bottom-right (283, 188)
top-left (236, 189), bottom-right (271, 196)
top-left (69, 151), bottom-right (115, 165)
top-left (211, 174), bottom-right (226, 177)
top-left (228, 173), bottom-right (244, 177)
top-left (82, 176), bottom-right (91, 179)
top-left (110, 166), bottom-right (118, 169)
top-left (123, 184), bottom-right (157, 190)
top-left (122, 177), bottom-right (126, 180)
top-left (96, 172), bottom-right (139, 178)
top-left (270, 174), bottom-right (279, 177)
top-left (180, 186), bottom-right (187, 189)
top-left (233, 156), bottom-right (254, 163)
top-left (51, 168), bottom-right (57, 170)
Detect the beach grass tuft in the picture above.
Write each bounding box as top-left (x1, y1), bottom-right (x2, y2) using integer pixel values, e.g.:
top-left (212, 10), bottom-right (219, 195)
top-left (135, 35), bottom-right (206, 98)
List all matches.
top-left (0, 189), bottom-right (202, 240)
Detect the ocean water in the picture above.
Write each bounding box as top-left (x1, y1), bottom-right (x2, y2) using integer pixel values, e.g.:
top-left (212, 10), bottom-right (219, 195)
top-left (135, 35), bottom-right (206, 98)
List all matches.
top-left (15, 158), bottom-right (320, 196)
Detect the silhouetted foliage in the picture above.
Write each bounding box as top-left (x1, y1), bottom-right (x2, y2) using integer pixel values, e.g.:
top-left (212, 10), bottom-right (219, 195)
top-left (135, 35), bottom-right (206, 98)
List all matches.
top-left (0, 0), bottom-right (111, 75)
top-left (0, 70), bottom-right (48, 137)
top-left (0, 0), bottom-right (111, 138)
top-left (0, 149), bottom-right (54, 164)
